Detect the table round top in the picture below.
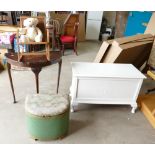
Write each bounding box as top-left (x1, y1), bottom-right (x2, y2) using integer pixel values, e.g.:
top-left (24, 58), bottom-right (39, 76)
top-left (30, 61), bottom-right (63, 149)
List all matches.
top-left (5, 50), bottom-right (62, 68)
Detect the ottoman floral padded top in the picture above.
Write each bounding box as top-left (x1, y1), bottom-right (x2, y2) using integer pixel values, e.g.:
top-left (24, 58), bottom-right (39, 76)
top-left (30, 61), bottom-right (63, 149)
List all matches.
top-left (25, 94), bottom-right (69, 117)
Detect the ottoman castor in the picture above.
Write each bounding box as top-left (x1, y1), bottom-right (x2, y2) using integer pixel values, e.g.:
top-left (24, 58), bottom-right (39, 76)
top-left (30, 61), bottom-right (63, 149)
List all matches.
top-left (25, 94), bottom-right (69, 141)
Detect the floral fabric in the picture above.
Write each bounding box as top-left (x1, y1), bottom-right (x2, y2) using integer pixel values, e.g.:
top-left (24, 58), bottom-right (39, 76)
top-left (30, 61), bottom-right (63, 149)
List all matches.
top-left (25, 94), bottom-right (69, 117)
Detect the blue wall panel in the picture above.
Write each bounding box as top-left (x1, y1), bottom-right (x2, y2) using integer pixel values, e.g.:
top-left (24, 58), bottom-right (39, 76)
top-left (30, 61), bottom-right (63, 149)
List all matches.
top-left (124, 11), bottom-right (152, 36)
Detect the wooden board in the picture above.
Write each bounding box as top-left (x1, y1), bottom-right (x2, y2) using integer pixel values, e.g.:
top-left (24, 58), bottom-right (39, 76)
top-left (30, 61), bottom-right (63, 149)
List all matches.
top-left (147, 70), bottom-right (155, 80)
top-left (115, 11), bottom-right (129, 38)
top-left (101, 34), bottom-right (154, 69)
top-left (0, 25), bottom-right (18, 32)
top-left (51, 13), bottom-right (69, 34)
top-left (64, 13), bottom-right (79, 36)
top-left (145, 13), bottom-right (155, 35)
top-left (144, 13), bottom-right (155, 67)
top-left (115, 43), bottom-right (153, 69)
top-left (137, 94), bottom-right (155, 128)
top-left (18, 42), bottom-right (48, 45)
top-left (114, 34), bottom-right (154, 46)
top-left (78, 13), bottom-right (86, 42)
top-left (103, 44), bottom-right (122, 63)
top-left (103, 41), bottom-right (153, 65)
top-left (95, 34), bottom-right (154, 66)
top-left (94, 40), bottom-right (113, 63)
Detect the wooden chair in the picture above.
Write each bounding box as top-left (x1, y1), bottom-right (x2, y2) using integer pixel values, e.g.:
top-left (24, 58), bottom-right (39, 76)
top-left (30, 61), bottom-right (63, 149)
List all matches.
top-left (63, 13), bottom-right (79, 35)
top-left (50, 19), bottom-right (60, 36)
top-left (16, 16), bottom-right (51, 61)
top-left (60, 22), bottom-right (79, 55)
top-left (50, 19), bottom-right (61, 49)
top-left (60, 13), bottom-right (79, 55)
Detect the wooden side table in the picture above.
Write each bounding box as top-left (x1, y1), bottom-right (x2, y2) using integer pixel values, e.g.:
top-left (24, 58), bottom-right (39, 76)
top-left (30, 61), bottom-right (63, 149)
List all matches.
top-left (5, 50), bottom-right (62, 103)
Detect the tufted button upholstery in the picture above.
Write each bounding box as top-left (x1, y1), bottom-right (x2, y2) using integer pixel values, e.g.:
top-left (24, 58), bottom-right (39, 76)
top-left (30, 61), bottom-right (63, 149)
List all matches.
top-left (25, 94), bottom-right (69, 117)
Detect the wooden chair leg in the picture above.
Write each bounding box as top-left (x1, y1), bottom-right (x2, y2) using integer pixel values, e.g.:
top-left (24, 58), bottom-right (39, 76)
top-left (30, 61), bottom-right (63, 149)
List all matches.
top-left (74, 41), bottom-right (78, 56)
top-left (62, 44), bottom-right (65, 56)
top-left (56, 37), bottom-right (60, 48)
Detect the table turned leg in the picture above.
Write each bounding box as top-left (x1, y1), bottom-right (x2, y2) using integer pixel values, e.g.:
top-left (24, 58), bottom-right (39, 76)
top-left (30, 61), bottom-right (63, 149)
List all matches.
top-left (7, 63), bottom-right (17, 103)
top-left (31, 68), bottom-right (42, 94)
top-left (57, 59), bottom-right (62, 93)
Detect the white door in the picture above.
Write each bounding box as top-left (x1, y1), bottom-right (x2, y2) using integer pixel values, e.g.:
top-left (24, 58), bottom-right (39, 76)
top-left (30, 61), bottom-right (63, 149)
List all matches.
top-left (86, 20), bottom-right (102, 40)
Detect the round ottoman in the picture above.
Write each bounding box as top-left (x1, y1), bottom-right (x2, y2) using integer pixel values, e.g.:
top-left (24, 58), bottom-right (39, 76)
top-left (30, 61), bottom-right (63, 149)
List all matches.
top-left (25, 94), bottom-right (69, 141)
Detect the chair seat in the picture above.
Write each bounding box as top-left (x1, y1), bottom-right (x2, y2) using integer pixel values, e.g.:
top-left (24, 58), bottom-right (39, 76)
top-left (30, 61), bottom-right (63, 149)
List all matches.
top-left (60, 35), bottom-right (75, 43)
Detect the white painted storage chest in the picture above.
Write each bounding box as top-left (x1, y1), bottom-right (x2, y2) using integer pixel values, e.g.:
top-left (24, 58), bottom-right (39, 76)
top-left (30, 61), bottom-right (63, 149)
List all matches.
top-left (70, 62), bottom-right (146, 113)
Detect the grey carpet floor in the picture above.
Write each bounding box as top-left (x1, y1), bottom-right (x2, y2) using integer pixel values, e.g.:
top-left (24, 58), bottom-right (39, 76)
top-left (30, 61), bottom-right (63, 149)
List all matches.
top-left (0, 41), bottom-right (155, 144)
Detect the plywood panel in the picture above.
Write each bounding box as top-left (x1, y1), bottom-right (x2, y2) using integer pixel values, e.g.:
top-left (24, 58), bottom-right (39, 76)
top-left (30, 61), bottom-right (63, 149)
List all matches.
top-left (115, 11), bottom-right (129, 38)
top-left (145, 13), bottom-right (155, 35)
top-left (78, 13), bottom-right (86, 42)
top-left (94, 40), bottom-right (112, 63)
top-left (137, 94), bottom-right (155, 128)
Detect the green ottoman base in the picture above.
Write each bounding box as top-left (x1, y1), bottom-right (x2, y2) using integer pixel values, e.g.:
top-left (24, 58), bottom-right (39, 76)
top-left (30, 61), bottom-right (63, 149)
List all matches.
top-left (25, 94), bottom-right (69, 141)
